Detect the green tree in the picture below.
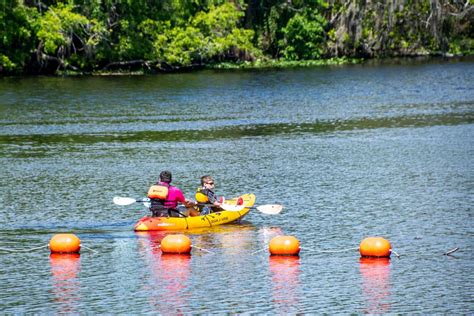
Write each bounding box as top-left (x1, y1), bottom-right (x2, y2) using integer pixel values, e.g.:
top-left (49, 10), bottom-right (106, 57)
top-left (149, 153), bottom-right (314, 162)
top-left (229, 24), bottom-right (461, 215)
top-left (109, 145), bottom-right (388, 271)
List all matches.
top-left (142, 3), bottom-right (259, 68)
top-left (35, 2), bottom-right (107, 71)
top-left (279, 8), bottom-right (326, 60)
top-left (0, 1), bottom-right (37, 73)
top-left (1, 0), bottom-right (472, 75)
top-left (191, 3), bottom-right (258, 62)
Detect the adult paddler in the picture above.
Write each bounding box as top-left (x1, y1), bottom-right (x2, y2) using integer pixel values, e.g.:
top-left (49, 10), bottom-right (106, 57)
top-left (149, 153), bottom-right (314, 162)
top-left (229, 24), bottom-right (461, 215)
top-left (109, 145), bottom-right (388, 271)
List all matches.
top-left (147, 171), bottom-right (197, 217)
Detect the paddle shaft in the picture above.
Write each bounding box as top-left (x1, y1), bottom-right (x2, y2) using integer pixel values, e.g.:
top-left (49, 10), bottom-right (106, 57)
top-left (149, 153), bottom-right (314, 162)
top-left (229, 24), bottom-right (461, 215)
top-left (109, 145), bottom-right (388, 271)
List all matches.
top-left (113, 196), bottom-right (282, 214)
top-left (147, 201), bottom-right (279, 214)
top-left (199, 203), bottom-right (257, 210)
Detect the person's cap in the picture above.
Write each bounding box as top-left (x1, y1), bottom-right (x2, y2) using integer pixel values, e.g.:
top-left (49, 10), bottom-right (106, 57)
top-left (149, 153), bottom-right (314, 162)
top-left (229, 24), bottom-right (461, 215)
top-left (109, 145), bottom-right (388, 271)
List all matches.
top-left (160, 170), bottom-right (172, 183)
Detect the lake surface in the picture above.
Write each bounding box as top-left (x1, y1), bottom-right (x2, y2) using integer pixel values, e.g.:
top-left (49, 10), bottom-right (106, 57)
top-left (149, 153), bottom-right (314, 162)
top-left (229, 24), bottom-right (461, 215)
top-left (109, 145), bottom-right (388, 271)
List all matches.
top-left (0, 58), bottom-right (473, 314)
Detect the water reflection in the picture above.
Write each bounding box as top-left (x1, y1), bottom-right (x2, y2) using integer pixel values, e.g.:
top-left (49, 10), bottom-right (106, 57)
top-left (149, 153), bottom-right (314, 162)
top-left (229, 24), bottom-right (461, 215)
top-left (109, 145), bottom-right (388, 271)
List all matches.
top-left (49, 253), bottom-right (81, 314)
top-left (269, 256), bottom-right (301, 313)
top-left (136, 231), bottom-right (168, 249)
top-left (189, 224), bottom-right (255, 255)
top-left (259, 226), bottom-right (284, 244)
top-left (3, 111), bottom-right (472, 147)
top-left (359, 257), bottom-right (392, 314)
top-left (137, 232), bottom-right (191, 314)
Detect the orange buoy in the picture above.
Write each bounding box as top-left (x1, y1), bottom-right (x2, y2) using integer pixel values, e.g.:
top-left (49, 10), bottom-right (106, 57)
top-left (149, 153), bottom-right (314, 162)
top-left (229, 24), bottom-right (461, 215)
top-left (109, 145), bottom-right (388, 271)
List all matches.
top-left (359, 237), bottom-right (391, 258)
top-left (49, 234), bottom-right (81, 254)
top-left (269, 235), bottom-right (300, 256)
top-left (160, 234), bottom-right (192, 254)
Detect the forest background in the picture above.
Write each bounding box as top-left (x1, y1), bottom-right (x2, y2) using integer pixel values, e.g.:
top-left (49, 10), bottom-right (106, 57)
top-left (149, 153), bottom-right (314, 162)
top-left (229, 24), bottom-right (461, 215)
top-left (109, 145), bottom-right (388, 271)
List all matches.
top-left (1, 0), bottom-right (472, 75)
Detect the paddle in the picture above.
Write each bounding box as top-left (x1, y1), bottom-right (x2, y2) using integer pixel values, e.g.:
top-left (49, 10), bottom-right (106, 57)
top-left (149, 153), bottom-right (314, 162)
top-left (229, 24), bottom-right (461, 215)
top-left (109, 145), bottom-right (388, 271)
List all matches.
top-left (214, 203), bottom-right (283, 214)
top-left (113, 196), bottom-right (283, 214)
top-left (113, 196), bottom-right (149, 206)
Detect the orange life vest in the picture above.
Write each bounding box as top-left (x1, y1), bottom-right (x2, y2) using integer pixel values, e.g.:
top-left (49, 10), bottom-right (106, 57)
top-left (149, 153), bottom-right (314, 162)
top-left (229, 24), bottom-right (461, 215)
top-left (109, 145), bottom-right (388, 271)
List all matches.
top-left (147, 184), bottom-right (169, 200)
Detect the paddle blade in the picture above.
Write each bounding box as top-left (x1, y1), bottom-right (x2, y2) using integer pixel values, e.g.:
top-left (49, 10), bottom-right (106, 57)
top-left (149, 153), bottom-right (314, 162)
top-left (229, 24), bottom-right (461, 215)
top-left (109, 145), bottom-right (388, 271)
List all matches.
top-left (257, 204), bottom-right (283, 215)
top-left (113, 196), bottom-right (137, 206)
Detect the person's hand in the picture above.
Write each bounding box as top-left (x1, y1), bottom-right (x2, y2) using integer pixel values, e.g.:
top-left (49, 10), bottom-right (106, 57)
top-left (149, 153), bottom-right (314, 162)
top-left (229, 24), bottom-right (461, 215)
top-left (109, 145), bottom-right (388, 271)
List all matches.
top-left (184, 200), bottom-right (196, 207)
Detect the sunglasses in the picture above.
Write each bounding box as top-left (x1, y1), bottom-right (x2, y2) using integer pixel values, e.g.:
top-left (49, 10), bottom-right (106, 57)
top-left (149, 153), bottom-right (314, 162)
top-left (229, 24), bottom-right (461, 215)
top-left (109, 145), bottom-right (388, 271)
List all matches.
top-left (206, 182), bottom-right (214, 185)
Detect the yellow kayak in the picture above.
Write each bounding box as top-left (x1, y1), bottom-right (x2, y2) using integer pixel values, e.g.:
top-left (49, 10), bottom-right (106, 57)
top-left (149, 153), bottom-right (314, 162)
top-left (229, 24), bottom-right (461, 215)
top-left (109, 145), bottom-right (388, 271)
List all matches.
top-left (134, 194), bottom-right (256, 231)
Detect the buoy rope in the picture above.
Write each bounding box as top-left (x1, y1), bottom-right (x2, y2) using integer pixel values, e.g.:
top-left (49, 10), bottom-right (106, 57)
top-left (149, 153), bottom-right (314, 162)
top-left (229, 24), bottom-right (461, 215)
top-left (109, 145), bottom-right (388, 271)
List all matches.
top-left (391, 249), bottom-right (401, 258)
top-left (300, 246), bottom-right (359, 253)
top-left (0, 244), bottom-right (49, 253)
top-left (192, 245), bottom-right (214, 254)
top-left (385, 247), bottom-right (460, 257)
top-left (444, 247), bottom-right (459, 256)
top-left (251, 248), bottom-right (267, 255)
top-left (80, 244), bottom-right (98, 254)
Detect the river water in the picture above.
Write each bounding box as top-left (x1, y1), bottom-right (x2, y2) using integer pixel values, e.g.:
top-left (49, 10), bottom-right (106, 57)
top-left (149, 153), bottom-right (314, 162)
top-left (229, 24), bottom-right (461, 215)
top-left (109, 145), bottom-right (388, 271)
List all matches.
top-left (0, 58), bottom-right (473, 314)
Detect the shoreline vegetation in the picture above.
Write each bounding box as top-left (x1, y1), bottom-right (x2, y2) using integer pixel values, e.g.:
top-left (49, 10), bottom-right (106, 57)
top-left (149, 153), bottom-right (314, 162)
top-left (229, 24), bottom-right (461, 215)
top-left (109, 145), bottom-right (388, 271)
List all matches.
top-left (1, 1), bottom-right (472, 76)
top-left (58, 56), bottom-right (471, 77)
top-left (68, 56), bottom-right (363, 76)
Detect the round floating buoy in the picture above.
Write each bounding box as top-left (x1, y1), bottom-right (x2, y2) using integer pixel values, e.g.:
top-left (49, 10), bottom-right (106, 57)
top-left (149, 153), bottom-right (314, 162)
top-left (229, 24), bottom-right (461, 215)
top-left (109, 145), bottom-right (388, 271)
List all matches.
top-left (269, 235), bottom-right (300, 256)
top-left (160, 234), bottom-right (192, 254)
top-left (49, 234), bottom-right (81, 254)
top-left (359, 237), bottom-right (391, 258)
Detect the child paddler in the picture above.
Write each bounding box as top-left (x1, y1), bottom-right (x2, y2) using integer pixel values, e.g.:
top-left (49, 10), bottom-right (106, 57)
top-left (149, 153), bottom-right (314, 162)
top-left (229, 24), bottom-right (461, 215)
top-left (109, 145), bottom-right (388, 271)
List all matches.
top-left (195, 175), bottom-right (243, 214)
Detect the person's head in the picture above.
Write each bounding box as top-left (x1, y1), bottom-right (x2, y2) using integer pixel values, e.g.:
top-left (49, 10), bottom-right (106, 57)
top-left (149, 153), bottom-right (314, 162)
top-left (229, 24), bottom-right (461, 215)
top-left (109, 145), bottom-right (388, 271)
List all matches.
top-left (159, 170), bottom-right (172, 183)
top-left (200, 175), bottom-right (215, 188)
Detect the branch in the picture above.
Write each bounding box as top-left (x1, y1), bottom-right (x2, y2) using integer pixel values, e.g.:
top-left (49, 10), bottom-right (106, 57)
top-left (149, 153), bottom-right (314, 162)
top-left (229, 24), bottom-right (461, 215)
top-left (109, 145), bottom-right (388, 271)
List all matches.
top-left (448, 5), bottom-right (474, 19)
top-left (102, 60), bottom-right (151, 70)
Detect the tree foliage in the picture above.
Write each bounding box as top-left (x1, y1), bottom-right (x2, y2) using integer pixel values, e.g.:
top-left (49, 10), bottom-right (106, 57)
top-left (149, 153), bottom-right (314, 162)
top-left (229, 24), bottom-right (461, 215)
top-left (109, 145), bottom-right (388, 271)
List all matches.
top-left (35, 3), bottom-right (107, 71)
top-left (279, 8), bottom-right (326, 60)
top-left (0, 1), bottom-right (37, 72)
top-left (141, 3), bottom-right (259, 68)
top-left (0, 0), bottom-right (472, 74)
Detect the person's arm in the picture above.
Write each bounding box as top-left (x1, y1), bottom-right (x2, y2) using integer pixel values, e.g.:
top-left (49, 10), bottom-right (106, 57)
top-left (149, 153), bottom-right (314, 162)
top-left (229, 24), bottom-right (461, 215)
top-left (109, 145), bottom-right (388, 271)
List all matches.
top-left (184, 199), bottom-right (197, 207)
top-left (208, 191), bottom-right (224, 206)
top-left (177, 188), bottom-right (196, 207)
top-left (206, 190), bottom-right (217, 205)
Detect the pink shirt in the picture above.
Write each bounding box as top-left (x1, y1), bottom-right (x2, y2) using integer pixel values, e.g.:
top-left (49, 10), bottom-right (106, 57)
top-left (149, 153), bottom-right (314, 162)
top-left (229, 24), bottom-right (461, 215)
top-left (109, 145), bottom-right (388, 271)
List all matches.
top-left (159, 182), bottom-right (185, 208)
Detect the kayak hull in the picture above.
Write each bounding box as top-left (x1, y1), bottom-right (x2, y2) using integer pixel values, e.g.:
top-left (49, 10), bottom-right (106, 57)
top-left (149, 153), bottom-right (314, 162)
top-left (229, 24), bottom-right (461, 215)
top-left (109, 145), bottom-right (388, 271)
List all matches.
top-left (134, 194), bottom-right (256, 231)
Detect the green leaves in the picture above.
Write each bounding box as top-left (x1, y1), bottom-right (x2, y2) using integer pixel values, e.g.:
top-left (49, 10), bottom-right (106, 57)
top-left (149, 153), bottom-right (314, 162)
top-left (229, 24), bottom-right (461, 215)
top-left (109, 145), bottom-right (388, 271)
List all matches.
top-left (1, 0), bottom-right (471, 74)
top-left (35, 3), bottom-right (107, 71)
top-left (187, 3), bottom-right (258, 63)
top-left (279, 9), bottom-right (326, 60)
top-left (142, 3), bottom-right (259, 67)
top-left (162, 26), bottom-right (206, 66)
top-left (0, 2), bottom-right (38, 73)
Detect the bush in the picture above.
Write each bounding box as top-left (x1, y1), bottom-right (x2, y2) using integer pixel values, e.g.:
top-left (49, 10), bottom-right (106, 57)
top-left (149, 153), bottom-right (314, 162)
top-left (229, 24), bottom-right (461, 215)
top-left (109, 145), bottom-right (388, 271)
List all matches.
top-left (279, 9), bottom-right (326, 60)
